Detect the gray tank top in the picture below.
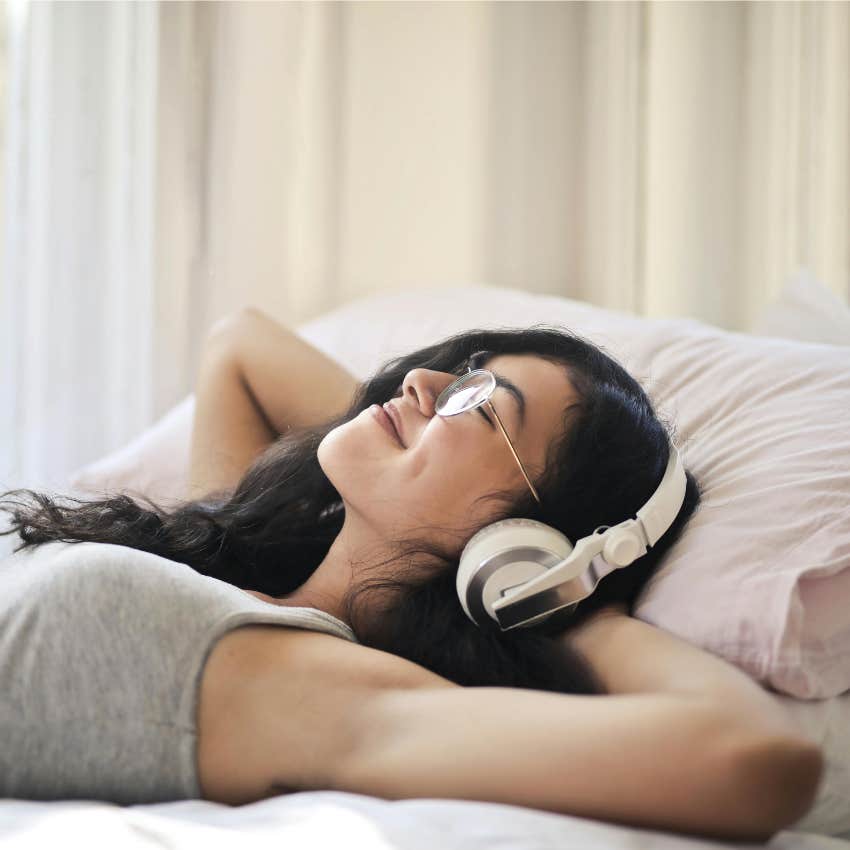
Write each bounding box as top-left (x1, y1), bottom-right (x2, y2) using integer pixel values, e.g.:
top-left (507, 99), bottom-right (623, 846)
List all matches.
top-left (0, 539), bottom-right (358, 804)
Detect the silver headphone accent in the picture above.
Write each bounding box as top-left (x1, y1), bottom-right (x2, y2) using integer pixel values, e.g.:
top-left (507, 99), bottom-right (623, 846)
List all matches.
top-left (456, 441), bottom-right (687, 630)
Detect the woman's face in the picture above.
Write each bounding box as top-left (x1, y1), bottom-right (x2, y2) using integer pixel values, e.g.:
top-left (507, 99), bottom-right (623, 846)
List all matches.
top-left (317, 353), bottom-right (578, 550)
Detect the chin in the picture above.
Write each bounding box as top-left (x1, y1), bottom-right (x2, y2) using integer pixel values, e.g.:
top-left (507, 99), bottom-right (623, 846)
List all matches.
top-left (317, 424), bottom-right (368, 491)
top-left (317, 421), bottom-right (350, 460)
top-left (316, 433), bottom-right (341, 480)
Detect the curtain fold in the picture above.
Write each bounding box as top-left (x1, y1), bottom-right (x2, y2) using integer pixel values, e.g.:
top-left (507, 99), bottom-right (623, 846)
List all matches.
top-left (0, 1), bottom-right (158, 499)
top-left (192, 0), bottom-right (848, 334)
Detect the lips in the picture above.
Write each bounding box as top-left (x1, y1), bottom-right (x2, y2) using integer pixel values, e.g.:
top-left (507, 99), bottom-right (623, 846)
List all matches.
top-left (383, 402), bottom-right (406, 448)
top-left (370, 403), bottom-right (405, 448)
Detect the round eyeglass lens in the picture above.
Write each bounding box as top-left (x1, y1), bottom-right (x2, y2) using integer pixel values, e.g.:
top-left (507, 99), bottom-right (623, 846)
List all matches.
top-left (435, 369), bottom-right (496, 416)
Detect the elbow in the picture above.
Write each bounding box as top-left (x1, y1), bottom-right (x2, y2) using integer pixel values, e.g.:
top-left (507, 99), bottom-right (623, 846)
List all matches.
top-left (730, 735), bottom-right (825, 842)
top-left (205, 307), bottom-right (263, 346)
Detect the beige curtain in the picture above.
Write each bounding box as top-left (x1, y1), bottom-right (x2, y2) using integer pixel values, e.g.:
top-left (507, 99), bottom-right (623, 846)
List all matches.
top-left (158, 0), bottom-right (849, 419)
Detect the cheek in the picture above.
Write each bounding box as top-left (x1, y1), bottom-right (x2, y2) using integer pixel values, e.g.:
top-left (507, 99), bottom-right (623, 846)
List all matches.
top-left (404, 435), bottom-right (497, 506)
top-left (318, 414), bottom-right (502, 512)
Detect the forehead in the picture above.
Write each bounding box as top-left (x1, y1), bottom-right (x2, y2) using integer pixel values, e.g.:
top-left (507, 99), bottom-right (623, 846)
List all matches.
top-left (483, 353), bottom-right (576, 450)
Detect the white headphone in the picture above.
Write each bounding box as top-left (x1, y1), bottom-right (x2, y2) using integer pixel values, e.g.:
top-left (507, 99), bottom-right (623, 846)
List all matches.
top-left (456, 441), bottom-right (688, 631)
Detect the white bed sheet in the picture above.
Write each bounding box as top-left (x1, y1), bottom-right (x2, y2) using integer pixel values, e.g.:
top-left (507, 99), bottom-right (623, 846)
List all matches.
top-left (0, 792), bottom-right (846, 850)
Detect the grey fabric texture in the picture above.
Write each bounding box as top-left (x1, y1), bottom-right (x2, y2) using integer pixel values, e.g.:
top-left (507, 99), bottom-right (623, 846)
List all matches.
top-left (0, 539), bottom-right (358, 804)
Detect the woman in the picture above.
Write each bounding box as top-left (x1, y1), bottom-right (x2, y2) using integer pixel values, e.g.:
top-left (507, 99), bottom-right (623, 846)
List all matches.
top-left (0, 308), bottom-right (822, 841)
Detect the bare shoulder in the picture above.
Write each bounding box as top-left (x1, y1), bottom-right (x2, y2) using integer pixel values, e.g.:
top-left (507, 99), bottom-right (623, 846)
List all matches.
top-left (196, 623), bottom-right (458, 805)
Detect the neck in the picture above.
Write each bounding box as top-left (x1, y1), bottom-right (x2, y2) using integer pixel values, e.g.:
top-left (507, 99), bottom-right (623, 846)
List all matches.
top-left (269, 515), bottom-right (366, 625)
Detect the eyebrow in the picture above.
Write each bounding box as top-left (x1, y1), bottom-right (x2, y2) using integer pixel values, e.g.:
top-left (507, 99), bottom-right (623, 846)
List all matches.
top-left (471, 352), bottom-right (526, 428)
top-left (491, 372), bottom-right (526, 429)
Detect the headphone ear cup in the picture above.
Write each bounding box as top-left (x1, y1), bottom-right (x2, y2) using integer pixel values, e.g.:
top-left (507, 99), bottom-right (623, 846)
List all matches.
top-left (457, 518), bottom-right (573, 627)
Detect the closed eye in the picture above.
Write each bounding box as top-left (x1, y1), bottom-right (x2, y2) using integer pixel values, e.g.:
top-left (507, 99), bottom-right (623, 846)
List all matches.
top-left (477, 406), bottom-right (495, 428)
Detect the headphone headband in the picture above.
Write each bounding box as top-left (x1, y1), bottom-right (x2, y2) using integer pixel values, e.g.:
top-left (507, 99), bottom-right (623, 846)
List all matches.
top-left (636, 440), bottom-right (688, 546)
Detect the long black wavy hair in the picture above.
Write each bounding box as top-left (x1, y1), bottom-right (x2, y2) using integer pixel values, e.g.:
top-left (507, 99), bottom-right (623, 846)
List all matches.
top-left (0, 325), bottom-right (701, 697)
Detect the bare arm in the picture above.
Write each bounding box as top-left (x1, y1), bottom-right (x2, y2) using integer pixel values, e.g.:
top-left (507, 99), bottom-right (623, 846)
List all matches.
top-left (210, 307), bottom-right (360, 434)
top-left (188, 340), bottom-right (275, 500)
top-left (198, 623), bottom-right (823, 844)
top-left (342, 607), bottom-right (824, 842)
top-left (561, 604), bottom-right (808, 739)
top-left (342, 685), bottom-right (822, 844)
top-left (187, 307), bottom-right (360, 499)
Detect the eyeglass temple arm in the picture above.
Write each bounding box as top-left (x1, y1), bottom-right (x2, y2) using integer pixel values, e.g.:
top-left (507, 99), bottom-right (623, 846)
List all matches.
top-left (485, 399), bottom-right (541, 504)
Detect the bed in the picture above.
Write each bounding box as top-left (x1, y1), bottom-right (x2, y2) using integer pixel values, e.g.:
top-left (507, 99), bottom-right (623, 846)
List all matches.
top-left (0, 791), bottom-right (848, 849)
top-left (3, 274), bottom-right (849, 848)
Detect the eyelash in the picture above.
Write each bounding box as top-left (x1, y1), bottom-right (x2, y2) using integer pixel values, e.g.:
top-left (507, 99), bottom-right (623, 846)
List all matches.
top-left (475, 401), bottom-right (495, 428)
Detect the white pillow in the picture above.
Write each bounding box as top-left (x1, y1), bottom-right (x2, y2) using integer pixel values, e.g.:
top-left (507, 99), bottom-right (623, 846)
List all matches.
top-left (750, 267), bottom-right (850, 347)
top-left (67, 285), bottom-right (850, 702)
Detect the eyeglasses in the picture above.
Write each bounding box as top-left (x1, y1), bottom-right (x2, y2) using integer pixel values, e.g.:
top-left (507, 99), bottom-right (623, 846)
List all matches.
top-left (435, 366), bottom-right (541, 504)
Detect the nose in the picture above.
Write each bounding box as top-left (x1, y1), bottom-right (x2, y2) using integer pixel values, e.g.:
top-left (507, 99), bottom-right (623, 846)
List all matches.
top-left (399, 368), bottom-right (457, 417)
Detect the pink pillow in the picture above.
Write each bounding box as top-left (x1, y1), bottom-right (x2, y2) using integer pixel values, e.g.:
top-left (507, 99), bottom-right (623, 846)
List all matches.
top-left (624, 325), bottom-right (849, 699)
top-left (68, 285), bottom-right (850, 698)
top-left (67, 396), bottom-right (195, 508)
